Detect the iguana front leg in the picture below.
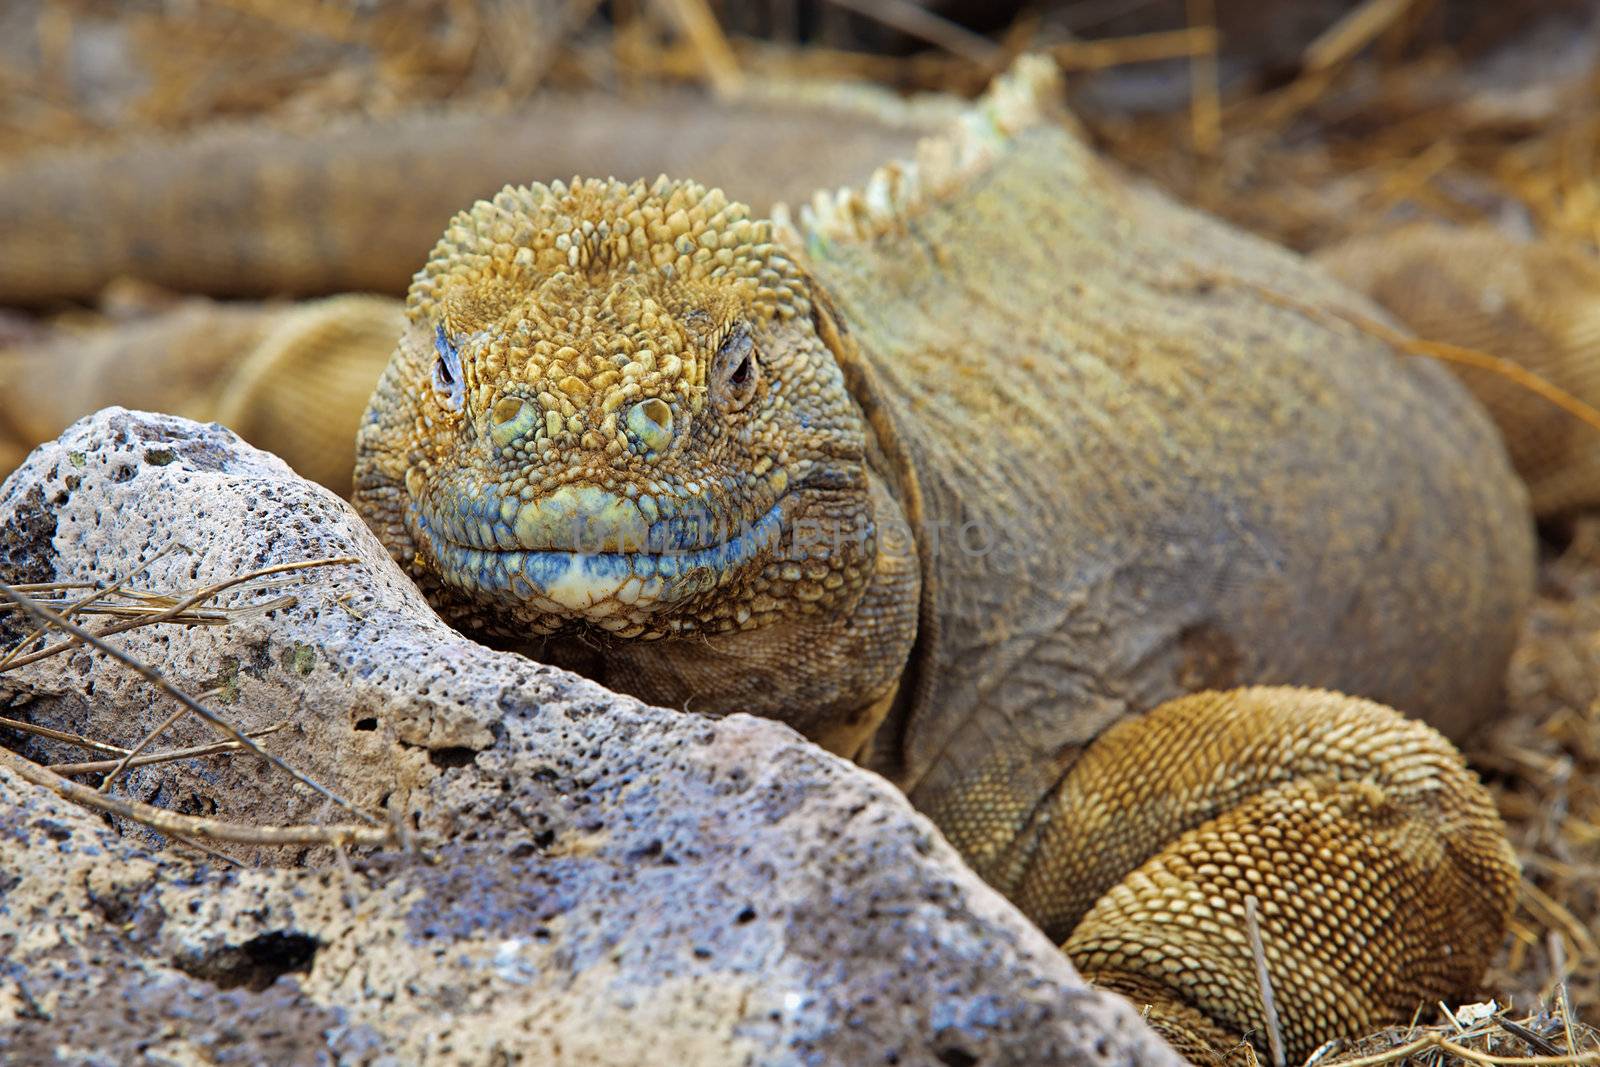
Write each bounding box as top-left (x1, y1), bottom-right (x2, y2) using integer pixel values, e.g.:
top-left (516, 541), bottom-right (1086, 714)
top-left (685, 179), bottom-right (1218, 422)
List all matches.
top-left (1024, 687), bottom-right (1518, 1061)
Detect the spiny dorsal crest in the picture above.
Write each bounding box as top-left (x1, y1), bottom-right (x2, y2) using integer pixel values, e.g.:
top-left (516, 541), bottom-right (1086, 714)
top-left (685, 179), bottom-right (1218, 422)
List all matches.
top-left (772, 53), bottom-right (1071, 251)
top-left (405, 177), bottom-right (811, 439)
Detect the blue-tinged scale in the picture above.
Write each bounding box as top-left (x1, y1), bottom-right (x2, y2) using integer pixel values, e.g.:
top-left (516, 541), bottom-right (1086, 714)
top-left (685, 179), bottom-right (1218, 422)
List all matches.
top-left (433, 326), bottom-right (466, 411)
top-left (583, 555), bottom-right (632, 580)
top-left (524, 554), bottom-right (571, 590)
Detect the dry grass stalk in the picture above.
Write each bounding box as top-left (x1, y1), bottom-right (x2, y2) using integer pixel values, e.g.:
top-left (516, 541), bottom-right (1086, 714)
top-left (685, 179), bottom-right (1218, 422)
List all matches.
top-left (1252, 0), bottom-right (1424, 129)
top-left (47, 721), bottom-right (286, 776)
top-left (98, 703), bottom-right (191, 792)
top-left (0, 745), bottom-right (392, 848)
top-left (1245, 894), bottom-right (1287, 1067)
top-left (0, 714), bottom-right (132, 757)
top-left (0, 555), bottom-right (395, 853)
top-left (653, 0), bottom-right (744, 94)
top-left (0, 561), bottom-right (376, 826)
top-left (1049, 27), bottom-right (1217, 72)
top-left (0, 540), bottom-right (189, 669)
top-left (1324, 1010), bottom-right (1600, 1067)
top-left (1184, 0), bottom-right (1220, 160)
top-left (0, 555), bottom-right (358, 673)
top-left (821, 0), bottom-right (1001, 66)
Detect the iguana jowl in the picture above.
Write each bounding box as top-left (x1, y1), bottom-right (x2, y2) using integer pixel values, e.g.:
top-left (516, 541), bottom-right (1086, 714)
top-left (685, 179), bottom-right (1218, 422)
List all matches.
top-left (353, 57), bottom-right (1531, 1060)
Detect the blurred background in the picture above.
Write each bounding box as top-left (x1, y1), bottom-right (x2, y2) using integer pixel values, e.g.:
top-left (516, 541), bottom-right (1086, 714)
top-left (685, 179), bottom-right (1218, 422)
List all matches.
top-left (2, 0), bottom-right (1597, 251)
top-left (0, 1), bottom-right (1597, 1056)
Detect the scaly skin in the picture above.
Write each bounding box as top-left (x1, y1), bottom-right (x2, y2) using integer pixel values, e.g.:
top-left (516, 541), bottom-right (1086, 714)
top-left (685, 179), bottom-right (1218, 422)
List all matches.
top-left (353, 57), bottom-right (1532, 1060)
top-left (1061, 689), bottom-right (1517, 1059)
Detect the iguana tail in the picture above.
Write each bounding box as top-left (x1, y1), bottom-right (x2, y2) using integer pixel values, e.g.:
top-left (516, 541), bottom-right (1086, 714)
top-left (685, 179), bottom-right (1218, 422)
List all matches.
top-left (0, 88), bottom-right (946, 306)
top-left (1318, 224), bottom-right (1600, 517)
top-left (0, 295), bottom-right (402, 495)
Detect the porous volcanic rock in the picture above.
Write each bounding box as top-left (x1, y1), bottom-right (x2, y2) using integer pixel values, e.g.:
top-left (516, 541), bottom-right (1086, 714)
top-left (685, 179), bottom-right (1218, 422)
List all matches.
top-left (0, 408), bottom-right (1177, 1066)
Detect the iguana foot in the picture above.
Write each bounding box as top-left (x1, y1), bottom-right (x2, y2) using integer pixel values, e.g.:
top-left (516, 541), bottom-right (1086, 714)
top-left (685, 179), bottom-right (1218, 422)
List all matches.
top-left (1049, 688), bottom-right (1519, 1062)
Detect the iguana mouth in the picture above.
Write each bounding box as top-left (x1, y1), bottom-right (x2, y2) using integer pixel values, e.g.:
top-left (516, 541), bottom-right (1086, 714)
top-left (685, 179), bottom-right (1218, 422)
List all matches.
top-left (410, 486), bottom-right (789, 619)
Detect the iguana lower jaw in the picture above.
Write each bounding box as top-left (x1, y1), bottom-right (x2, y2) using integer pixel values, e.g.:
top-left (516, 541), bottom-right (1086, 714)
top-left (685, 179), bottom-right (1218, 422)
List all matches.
top-left (404, 475), bottom-right (853, 635)
top-left (410, 501), bottom-right (789, 622)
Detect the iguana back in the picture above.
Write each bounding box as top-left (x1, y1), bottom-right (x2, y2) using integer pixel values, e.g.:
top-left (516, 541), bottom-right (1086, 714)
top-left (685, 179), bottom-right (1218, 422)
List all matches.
top-left (781, 60), bottom-right (1533, 914)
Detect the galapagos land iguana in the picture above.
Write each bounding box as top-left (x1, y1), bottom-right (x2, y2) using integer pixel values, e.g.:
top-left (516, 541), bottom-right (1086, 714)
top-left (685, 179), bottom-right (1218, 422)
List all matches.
top-left (347, 57), bottom-right (1534, 1061)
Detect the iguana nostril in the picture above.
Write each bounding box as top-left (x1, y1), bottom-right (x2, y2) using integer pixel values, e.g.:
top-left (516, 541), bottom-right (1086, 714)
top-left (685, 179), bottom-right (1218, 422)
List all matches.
top-left (489, 396), bottom-right (537, 449)
top-left (626, 398), bottom-right (674, 454)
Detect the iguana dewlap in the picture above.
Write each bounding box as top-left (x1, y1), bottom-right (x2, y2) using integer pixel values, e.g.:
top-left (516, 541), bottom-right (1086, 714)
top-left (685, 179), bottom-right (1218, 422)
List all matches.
top-left (353, 58), bottom-right (1530, 1060)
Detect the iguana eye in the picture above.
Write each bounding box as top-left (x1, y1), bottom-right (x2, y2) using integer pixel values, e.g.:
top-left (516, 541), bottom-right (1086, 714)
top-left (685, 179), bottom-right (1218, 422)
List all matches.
top-left (713, 324), bottom-right (758, 412)
top-left (432, 326), bottom-right (465, 411)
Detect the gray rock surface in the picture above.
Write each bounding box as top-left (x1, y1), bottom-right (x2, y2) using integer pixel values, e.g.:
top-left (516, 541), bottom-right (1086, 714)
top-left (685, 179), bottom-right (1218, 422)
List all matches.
top-left (0, 408), bottom-right (1178, 1066)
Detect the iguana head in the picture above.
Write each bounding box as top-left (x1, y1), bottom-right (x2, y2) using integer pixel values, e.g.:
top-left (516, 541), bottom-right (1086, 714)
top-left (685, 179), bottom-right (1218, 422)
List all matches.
top-left (354, 177), bottom-right (879, 642)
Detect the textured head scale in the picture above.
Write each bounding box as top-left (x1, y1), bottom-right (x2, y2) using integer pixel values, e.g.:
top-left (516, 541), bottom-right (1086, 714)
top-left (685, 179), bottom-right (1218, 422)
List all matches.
top-left (364, 176), bottom-right (877, 641)
top-left (408, 177), bottom-right (811, 467)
